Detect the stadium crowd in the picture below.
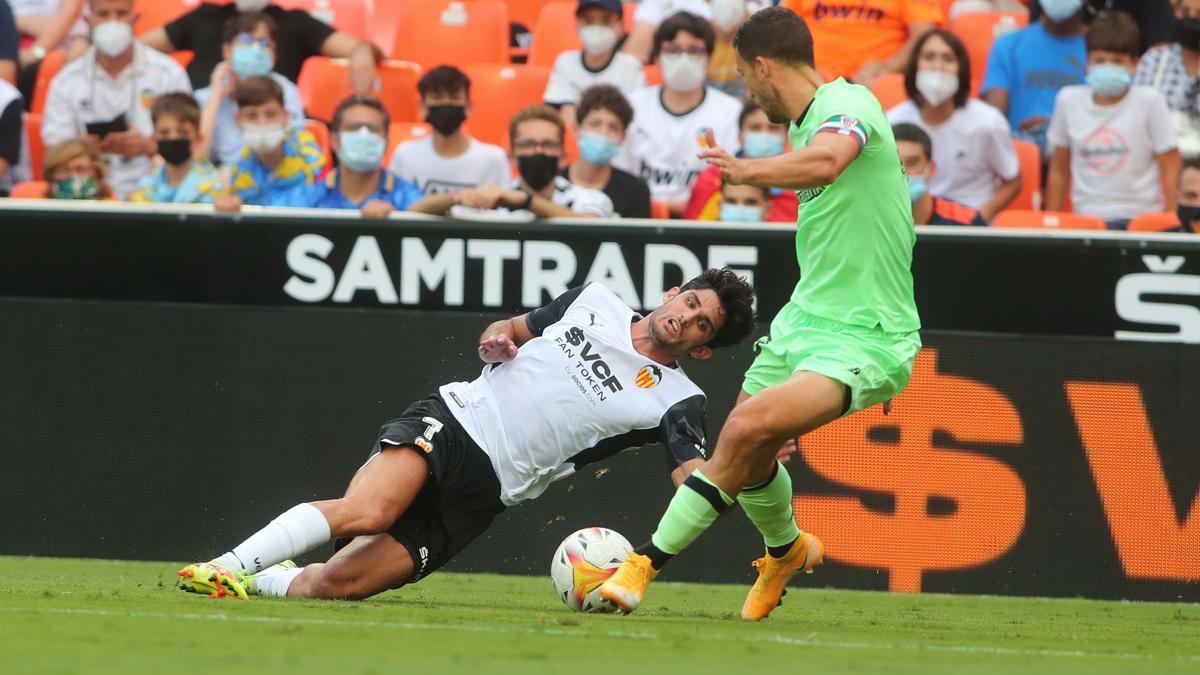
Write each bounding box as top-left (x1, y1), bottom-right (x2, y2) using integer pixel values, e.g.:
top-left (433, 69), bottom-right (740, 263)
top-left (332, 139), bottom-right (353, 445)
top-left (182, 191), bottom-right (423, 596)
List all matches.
top-left (0, 0), bottom-right (1197, 231)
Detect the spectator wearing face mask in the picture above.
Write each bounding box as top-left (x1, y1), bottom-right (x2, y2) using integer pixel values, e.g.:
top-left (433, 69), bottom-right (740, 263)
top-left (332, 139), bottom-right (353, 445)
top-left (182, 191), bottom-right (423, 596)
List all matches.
top-left (893, 122), bottom-right (988, 226)
top-left (887, 30), bottom-right (1020, 221)
top-left (1176, 158), bottom-right (1200, 232)
top-left (614, 11), bottom-right (740, 217)
top-left (1134, 0), bottom-right (1200, 160)
top-left (193, 12), bottom-right (305, 166)
top-left (561, 84), bottom-right (651, 218)
top-left (543, 0), bottom-right (645, 127)
top-left (982, 0), bottom-right (1087, 155)
top-left (715, 182), bottom-right (770, 222)
top-left (387, 65), bottom-right (510, 195)
top-left (1046, 12), bottom-right (1181, 228)
top-left (298, 95), bottom-right (422, 218)
top-left (40, 136), bottom-right (113, 199)
top-left (214, 75), bottom-right (325, 212)
top-left (128, 93), bottom-right (222, 204)
top-left (40, 0), bottom-right (191, 198)
top-left (412, 104), bottom-right (614, 219)
top-left (684, 100), bottom-right (798, 222)
top-left (1029, 0), bottom-right (1176, 52)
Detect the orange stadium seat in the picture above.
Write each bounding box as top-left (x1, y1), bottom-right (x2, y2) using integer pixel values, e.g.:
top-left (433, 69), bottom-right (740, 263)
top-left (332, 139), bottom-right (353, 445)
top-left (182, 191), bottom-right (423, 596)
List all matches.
top-left (500, 0), bottom-right (556, 29)
top-left (386, 122), bottom-right (432, 161)
top-left (298, 58), bottom-right (422, 125)
top-left (650, 199), bottom-right (670, 219)
top-left (529, 1), bottom-right (580, 66)
top-left (1128, 212), bottom-right (1184, 232)
top-left (133, 0), bottom-right (199, 36)
top-left (1007, 138), bottom-right (1041, 211)
top-left (993, 210), bottom-right (1106, 230)
top-left (275, 0), bottom-right (369, 38)
top-left (644, 64), bottom-right (662, 86)
top-left (25, 113), bottom-right (44, 180)
top-left (305, 118), bottom-right (332, 166)
top-left (383, 1), bottom-right (510, 68)
top-left (869, 73), bottom-right (907, 111)
top-left (459, 63), bottom-right (551, 147)
top-left (950, 11), bottom-right (1029, 95)
top-left (30, 50), bottom-right (65, 116)
top-left (9, 181), bottom-right (48, 199)
top-left (171, 51), bottom-right (194, 69)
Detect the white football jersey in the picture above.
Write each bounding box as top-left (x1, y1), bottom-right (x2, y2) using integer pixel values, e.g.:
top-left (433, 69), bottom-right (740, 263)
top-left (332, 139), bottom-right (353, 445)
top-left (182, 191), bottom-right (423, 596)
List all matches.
top-left (613, 85), bottom-right (742, 203)
top-left (440, 283), bottom-right (708, 506)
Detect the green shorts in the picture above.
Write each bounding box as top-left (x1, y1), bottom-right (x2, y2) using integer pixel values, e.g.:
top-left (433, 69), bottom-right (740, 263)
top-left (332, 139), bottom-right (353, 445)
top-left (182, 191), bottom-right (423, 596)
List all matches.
top-left (742, 304), bottom-right (921, 415)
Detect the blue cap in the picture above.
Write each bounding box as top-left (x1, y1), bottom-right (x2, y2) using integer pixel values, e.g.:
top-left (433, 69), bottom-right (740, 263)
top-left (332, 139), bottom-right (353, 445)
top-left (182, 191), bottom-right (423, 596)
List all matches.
top-left (577, 0), bottom-right (623, 18)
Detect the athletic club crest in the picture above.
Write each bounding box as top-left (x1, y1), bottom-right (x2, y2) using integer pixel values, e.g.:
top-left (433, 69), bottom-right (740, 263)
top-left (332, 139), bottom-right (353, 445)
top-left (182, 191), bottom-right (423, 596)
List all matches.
top-left (635, 365), bottom-right (663, 389)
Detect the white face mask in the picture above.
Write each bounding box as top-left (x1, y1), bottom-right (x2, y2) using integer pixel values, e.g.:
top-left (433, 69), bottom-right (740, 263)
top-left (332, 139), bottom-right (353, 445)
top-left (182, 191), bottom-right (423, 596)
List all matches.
top-left (578, 24), bottom-right (619, 56)
top-left (660, 53), bottom-right (707, 92)
top-left (92, 20), bottom-right (133, 58)
top-left (710, 0), bottom-right (746, 33)
top-left (236, 0), bottom-right (271, 12)
top-left (242, 123), bottom-right (287, 153)
top-left (915, 69), bottom-right (958, 107)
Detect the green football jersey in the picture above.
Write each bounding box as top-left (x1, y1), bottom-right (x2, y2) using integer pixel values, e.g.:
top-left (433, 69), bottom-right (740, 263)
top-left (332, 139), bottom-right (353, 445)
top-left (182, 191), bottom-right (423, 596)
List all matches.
top-left (787, 78), bottom-right (921, 333)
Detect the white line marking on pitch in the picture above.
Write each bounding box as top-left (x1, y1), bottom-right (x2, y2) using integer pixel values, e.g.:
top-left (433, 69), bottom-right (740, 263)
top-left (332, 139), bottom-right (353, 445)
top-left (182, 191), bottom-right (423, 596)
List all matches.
top-left (4, 606), bottom-right (1197, 663)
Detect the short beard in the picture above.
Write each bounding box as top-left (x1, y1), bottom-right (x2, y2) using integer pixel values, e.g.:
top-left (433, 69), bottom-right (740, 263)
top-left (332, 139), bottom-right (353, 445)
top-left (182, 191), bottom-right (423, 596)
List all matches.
top-left (763, 83), bottom-right (791, 124)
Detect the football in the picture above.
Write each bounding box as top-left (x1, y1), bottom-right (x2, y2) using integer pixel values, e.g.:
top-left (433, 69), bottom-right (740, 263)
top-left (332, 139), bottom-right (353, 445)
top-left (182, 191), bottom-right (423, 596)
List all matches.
top-left (549, 527), bottom-right (633, 612)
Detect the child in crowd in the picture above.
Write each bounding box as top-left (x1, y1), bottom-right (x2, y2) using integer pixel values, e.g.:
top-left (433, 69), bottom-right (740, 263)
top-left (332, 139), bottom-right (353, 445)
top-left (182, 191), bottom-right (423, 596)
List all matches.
top-left (128, 93), bottom-right (223, 204)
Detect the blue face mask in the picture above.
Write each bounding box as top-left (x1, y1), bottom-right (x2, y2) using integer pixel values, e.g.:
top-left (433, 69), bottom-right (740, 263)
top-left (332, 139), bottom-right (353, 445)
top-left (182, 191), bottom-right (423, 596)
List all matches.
top-left (577, 131), bottom-right (621, 166)
top-left (1086, 63), bottom-right (1132, 98)
top-left (335, 127), bottom-right (386, 173)
top-left (720, 203), bottom-right (764, 222)
top-left (742, 131), bottom-right (784, 158)
top-left (1040, 0), bottom-right (1083, 22)
top-left (232, 43), bottom-right (274, 79)
top-left (908, 175), bottom-right (928, 203)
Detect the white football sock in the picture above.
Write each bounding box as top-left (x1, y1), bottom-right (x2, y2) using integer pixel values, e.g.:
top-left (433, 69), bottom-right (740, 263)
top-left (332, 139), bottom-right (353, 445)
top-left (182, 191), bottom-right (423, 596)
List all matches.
top-left (254, 566), bottom-right (306, 598)
top-left (212, 503), bottom-right (331, 574)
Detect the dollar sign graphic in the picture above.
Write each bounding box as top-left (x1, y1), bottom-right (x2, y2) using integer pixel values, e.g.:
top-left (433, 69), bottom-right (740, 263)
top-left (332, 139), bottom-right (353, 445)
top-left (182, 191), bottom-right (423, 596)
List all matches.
top-left (793, 349), bottom-right (1026, 592)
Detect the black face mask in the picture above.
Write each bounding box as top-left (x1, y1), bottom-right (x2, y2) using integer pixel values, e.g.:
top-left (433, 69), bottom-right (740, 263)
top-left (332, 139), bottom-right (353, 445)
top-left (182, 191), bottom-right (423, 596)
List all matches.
top-left (1178, 204), bottom-right (1200, 232)
top-left (517, 153), bottom-right (559, 192)
top-left (425, 105), bottom-right (467, 136)
top-left (157, 138), bottom-right (192, 166)
top-left (1179, 17), bottom-right (1200, 51)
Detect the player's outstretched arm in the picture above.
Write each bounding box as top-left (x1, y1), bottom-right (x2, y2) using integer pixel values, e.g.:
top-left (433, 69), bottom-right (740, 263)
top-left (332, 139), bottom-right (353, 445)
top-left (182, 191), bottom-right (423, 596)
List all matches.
top-left (700, 128), bottom-right (862, 191)
top-left (477, 314), bottom-right (534, 363)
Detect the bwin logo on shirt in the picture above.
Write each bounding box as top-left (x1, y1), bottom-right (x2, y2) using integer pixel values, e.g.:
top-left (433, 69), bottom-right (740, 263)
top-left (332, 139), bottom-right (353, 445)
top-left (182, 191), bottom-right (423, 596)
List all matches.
top-left (635, 365), bottom-right (663, 389)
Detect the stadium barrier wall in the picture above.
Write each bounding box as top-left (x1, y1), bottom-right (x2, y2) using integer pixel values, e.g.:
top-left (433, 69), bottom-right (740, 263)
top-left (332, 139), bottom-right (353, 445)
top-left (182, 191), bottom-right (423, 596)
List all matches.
top-left (0, 203), bottom-right (1196, 602)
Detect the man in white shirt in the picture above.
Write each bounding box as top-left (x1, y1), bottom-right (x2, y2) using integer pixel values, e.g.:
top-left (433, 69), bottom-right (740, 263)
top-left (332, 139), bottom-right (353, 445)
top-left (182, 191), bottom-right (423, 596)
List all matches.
top-left (412, 104), bottom-right (614, 219)
top-left (614, 11), bottom-right (741, 216)
top-left (543, 0), bottom-right (645, 126)
top-left (386, 65), bottom-right (511, 195)
top-left (40, 0), bottom-right (191, 197)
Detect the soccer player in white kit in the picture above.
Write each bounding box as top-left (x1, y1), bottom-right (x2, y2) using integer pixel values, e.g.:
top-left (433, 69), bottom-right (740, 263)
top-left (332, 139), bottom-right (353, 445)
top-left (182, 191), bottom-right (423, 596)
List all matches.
top-left (176, 269), bottom-right (755, 601)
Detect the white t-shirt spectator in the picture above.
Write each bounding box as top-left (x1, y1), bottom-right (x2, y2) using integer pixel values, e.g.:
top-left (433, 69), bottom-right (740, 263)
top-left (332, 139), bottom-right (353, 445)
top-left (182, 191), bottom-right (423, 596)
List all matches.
top-left (0, 79), bottom-right (31, 194)
top-left (887, 98), bottom-right (1019, 211)
top-left (451, 175), bottom-right (614, 219)
top-left (633, 0), bottom-right (711, 26)
top-left (1047, 84), bottom-right (1178, 220)
top-left (41, 43), bottom-right (191, 197)
top-left (387, 135), bottom-right (511, 195)
top-left (544, 51), bottom-right (646, 106)
top-left (614, 85), bottom-right (741, 204)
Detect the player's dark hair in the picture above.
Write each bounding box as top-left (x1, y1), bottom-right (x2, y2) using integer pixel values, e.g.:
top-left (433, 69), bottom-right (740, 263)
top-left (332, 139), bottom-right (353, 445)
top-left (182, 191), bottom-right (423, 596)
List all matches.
top-left (651, 11), bottom-right (715, 63)
top-left (680, 268), bottom-right (756, 349)
top-left (904, 30), bottom-right (971, 109)
top-left (577, 84), bottom-right (633, 131)
top-left (733, 6), bottom-right (814, 67)
top-left (892, 123), bottom-right (932, 161)
top-left (738, 100), bottom-right (762, 130)
top-left (223, 11), bottom-right (278, 44)
top-left (418, 65), bottom-right (472, 100)
top-left (1086, 11), bottom-right (1140, 58)
top-left (234, 75), bottom-right (284, 108)
top-left (151, 92), bottom-right (201, 128)
top-left (331, 95), bottom-right (390, 132)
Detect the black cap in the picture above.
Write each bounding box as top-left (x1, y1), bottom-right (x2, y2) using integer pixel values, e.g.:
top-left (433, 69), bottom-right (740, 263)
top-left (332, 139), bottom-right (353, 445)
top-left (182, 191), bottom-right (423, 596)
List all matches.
top-left (577, 0), bottom-right (623, 18)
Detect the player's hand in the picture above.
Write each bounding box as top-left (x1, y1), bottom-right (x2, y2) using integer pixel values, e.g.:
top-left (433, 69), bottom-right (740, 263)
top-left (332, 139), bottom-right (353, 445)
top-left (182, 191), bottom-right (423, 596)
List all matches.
top-left (698, 128), bottom-right (750, 185)
top-left (775, 437), bottom-right (800, 464)
top-left (478, 334), bottom-right (518, 363)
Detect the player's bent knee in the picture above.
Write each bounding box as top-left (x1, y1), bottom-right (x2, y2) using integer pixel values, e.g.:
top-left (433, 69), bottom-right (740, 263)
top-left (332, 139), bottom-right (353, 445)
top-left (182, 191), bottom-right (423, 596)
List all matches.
top-left (718, 410), bottom-right (775, 460)
top-left (335, 501), bottom-right (396, 536)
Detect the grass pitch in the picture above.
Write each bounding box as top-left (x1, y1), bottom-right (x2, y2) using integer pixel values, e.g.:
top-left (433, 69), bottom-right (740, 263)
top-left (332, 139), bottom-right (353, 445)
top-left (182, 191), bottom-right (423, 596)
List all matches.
top-left (1, 557), bottom-right (1196, 674)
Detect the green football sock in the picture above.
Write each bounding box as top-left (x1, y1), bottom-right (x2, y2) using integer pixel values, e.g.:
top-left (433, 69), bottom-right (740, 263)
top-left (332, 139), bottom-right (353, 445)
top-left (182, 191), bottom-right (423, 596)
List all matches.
top-left (737, 462), bottom-right (801, 549)
top-left (649, 470), bottom-right (734, 555)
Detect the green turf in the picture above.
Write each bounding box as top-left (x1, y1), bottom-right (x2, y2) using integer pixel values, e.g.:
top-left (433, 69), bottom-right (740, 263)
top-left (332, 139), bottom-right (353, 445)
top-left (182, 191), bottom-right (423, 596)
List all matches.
top-left (0, 557), bottom-right (1196, 675)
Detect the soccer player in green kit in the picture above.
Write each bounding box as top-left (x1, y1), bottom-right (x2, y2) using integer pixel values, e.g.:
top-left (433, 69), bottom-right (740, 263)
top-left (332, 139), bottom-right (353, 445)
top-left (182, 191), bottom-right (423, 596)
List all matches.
top-left (601, 6), bottom-right (922, 621)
